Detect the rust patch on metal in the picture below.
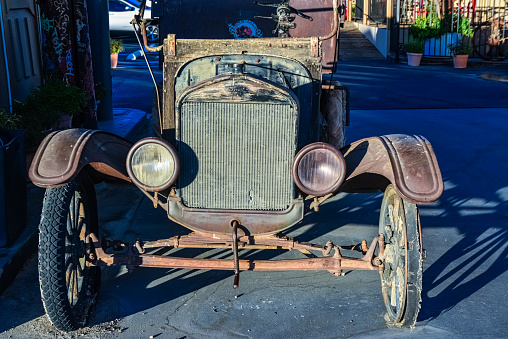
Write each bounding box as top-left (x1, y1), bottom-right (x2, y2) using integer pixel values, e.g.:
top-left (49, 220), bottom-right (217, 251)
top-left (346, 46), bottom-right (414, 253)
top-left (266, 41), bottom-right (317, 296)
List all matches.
top-left (310, 36), bottom-right (319, 58)
top-left (29, 129), bottom-right (133, 187)
top-left (339, 135), bottom-right (444, 204)
top-left (89, 233), bottom-right (385, 273)
top-left (167, 34), bottom-right (176, 56)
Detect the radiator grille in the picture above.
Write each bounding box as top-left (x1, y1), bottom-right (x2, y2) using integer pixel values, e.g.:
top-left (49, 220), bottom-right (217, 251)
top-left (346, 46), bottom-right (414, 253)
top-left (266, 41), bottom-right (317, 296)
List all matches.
top-left (178, 102), bottom-right (297, 210)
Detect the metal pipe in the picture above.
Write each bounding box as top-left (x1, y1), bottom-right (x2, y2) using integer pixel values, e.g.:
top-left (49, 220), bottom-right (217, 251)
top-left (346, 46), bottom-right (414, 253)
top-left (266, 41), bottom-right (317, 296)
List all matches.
top-left (0, 1), bottom-right (12, 111)
top-left (319, 0), bottom-right (339, 41)
top-left (95, 254), bottom-right (382, 271)
top-left (89, 233), bottom-right (383, 272)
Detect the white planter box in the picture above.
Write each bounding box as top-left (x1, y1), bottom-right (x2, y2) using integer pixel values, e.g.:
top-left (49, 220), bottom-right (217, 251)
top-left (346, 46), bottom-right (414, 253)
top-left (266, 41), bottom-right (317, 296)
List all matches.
top-left (425, 33), bottom-right (461, 56)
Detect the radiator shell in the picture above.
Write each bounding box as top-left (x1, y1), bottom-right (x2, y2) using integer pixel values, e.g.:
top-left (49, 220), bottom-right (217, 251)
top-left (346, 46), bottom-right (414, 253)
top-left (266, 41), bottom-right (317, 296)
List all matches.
top-left (176, 74), bottom-right (300, 211)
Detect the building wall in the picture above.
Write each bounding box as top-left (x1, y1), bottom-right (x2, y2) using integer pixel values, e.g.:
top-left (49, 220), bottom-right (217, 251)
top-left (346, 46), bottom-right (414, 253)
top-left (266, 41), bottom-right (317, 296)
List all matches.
top-left (0, 0), bottom-right (42, 110)
top-left (355, 22), bottom-right (389, 57)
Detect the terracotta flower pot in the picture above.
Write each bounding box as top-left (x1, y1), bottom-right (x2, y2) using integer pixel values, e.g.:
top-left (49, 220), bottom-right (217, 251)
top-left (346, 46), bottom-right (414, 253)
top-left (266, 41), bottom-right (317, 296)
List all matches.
top-left (452, 54), bottom-right (468, 68)
top-left (111, 53), bottom-right (119, 69)
top-left (407, 53), bottom-right (423, 67)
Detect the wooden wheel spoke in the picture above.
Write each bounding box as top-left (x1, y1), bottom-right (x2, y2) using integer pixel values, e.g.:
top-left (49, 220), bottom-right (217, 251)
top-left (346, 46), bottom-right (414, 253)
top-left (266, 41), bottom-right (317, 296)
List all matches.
top-left (66, 212), bottom-right (73, 236)
top-left (73, 195), bottom-right (81, 230)
top-left (77, 258), bottom-right (85, 276)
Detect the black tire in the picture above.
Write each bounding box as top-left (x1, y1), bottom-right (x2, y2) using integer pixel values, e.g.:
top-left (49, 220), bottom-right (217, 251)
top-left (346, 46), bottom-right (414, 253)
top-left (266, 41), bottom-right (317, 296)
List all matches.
top-left (38, 174), bottom-right (101, 332)
top-left (379, 185), bottom-right (422, 328)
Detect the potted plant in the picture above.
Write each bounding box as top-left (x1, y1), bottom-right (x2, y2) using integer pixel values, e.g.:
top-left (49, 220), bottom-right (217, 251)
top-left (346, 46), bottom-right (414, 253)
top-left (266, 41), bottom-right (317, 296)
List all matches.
top-left (13, 80), bottom-right (88, 146)
top-left (404, 40), bottom-right (425, 66)
top-left (110, 38), bottom-right (125, 69)
top-left (448, 39), bottom-right (473, 68)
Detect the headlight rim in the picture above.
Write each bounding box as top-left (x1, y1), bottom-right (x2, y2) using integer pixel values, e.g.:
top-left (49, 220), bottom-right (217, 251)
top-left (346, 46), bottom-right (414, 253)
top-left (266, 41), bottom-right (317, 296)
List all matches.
top-left (292, 142), bottom-right (346, 196)
top-left (126, 137), bottom-right (180, 192)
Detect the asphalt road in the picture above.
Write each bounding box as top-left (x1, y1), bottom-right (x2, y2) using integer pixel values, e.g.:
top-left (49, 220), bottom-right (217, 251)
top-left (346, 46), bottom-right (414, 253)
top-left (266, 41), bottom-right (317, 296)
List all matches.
top-left (0, 57), bottom-right (507, 338)
top-left (112, 40), bottom-right (162, 115)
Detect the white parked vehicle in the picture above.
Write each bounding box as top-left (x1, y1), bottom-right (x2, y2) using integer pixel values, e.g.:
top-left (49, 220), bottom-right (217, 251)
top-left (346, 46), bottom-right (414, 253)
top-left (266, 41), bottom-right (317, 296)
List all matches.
top-left (109, 0), bottom-right (158, 42)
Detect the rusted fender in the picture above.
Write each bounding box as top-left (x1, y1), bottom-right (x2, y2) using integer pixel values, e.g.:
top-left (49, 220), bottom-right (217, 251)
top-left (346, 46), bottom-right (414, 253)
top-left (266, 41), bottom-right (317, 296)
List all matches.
top-left (340, 134), bottom-right (443, 204)
top-left (29, 129), bottom-right (133, 188)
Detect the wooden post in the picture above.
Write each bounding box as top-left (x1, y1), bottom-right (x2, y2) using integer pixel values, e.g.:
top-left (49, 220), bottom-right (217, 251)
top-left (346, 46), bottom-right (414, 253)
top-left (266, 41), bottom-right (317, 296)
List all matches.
top-left (386, 0), bottom-right (394, 53)
top-left (363, 0), bottom-right (369, 25)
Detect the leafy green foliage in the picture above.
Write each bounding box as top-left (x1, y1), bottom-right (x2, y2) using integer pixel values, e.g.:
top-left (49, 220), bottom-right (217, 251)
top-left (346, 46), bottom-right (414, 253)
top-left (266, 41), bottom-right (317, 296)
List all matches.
top-left (404, 40), bottom-right (425, 53)
top-left (409, 14), bottom-right (443, 41)
top-left (94, 82), bottom-right (108, 100)
top-left (12, 79), bottom-right (88, 146)
top-left (410, 10), bottom-right (473, 42)
top-left (441, 13), bottom-right (474, 37)
top-left (448, 39), bottom-right (473, 55)
top-left (110, 38), bottom-right (125, 54)
top-left (0, 110), bottom-right (23, 130)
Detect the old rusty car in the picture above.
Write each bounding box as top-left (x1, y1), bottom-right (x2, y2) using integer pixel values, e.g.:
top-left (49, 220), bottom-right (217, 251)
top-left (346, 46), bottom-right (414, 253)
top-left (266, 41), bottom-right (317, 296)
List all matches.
top-left (29, 0), bottom-right (443, 332)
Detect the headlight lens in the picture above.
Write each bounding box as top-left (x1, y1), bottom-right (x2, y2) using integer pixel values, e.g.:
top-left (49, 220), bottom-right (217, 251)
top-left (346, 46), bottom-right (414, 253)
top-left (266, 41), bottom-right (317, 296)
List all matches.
top-left (292, 143), bottom-right (346, 196)
top-left (127, 138), bottom-right (179, 192)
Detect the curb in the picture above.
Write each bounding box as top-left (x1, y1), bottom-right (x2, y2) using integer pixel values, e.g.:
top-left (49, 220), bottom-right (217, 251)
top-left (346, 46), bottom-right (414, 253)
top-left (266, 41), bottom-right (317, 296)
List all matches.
top-left (0, 184), bottom-right (43, 295)
top-left (391, 55), bottom-right (508, 68)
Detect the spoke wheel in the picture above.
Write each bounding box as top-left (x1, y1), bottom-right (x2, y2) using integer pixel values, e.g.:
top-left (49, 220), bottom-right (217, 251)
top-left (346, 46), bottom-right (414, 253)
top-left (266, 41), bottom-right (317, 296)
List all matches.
top-left (39, 174), bottom-right (100, 332)
top-left (379, 185), bottom-right (422, 327)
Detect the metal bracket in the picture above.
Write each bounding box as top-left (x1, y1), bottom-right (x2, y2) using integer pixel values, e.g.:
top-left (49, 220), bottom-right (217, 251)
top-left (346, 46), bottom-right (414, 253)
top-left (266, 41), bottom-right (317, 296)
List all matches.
top-left (167, 34), bottom-right (176, 56)
top-left (232, 220), bottom-right (240, 289)
top-left (310, 37), bottom-right (319, 58)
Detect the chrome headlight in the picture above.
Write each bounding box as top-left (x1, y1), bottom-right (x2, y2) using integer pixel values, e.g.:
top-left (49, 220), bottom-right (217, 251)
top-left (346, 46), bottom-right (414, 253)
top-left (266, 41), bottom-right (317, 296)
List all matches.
top-left (127, 138), bottom-right (179, 192)
top-left (292, 143), bottom-right (346, 196)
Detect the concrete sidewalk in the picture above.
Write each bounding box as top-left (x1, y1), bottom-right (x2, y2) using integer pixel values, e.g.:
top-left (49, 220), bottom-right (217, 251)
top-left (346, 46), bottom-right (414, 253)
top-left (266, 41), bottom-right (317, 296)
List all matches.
top-left (340, 21), bottom-right (508, 68)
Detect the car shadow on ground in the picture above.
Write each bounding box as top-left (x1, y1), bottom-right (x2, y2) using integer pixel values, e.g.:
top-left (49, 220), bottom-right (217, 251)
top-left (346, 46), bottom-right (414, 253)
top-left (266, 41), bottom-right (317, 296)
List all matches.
top-left (84, 179), bottom-right (508, 329)
top-left (419, 177), bottom-right (508, 322)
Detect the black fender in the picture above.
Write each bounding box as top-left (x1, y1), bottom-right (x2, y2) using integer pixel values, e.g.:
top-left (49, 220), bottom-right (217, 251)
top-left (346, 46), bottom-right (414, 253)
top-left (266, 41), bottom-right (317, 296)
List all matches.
top-left (29, 129), bottom-right (133, 188)
top-left (340, 134), bottom-right (443, 204)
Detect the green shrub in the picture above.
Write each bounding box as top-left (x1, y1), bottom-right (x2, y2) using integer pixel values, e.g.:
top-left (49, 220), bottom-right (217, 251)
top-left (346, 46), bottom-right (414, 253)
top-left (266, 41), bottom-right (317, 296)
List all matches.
top-left (448, 39), bottom-right (473, 55)
top-left (12, 79), bottom-right (88, 146)
top-left (405, 40), bottom-right (425, 53)
top-left (441, 13), bottom-right (473, 37)
top-left (94, 82), bottom-right (108, 100)
top-left (409, 14), bottom-right (442, 41)
top-left (110, 38), bottom-right (125, 54)
top-left (410, 10), bottom-right (473, 41)
top-left (0, 109), bottom-right (23, 130)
